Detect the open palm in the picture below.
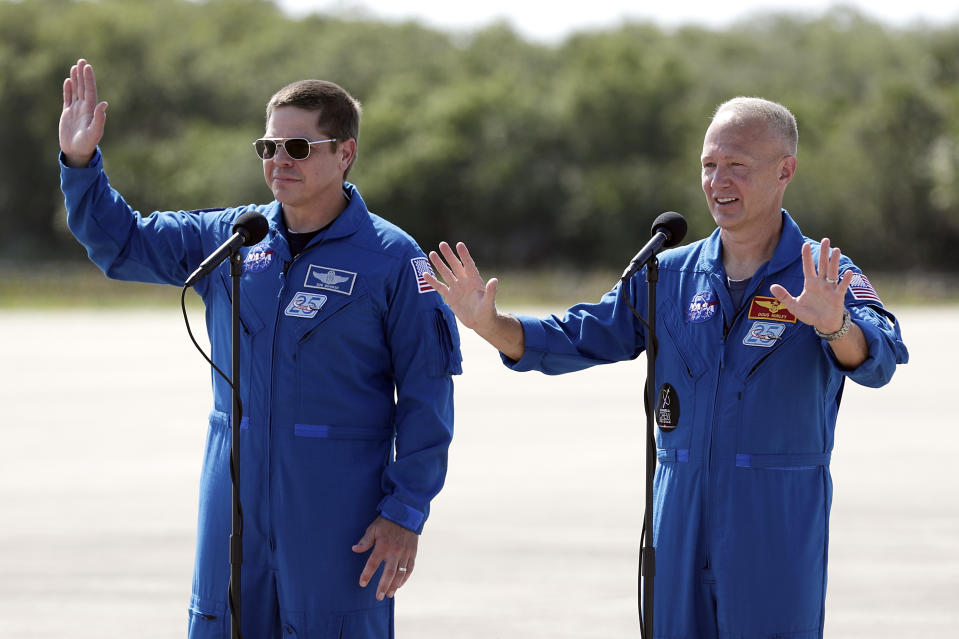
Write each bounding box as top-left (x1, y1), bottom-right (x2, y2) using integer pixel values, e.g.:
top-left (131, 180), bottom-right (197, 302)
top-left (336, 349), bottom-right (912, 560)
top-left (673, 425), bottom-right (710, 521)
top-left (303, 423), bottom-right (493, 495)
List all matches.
top-left (59, 59), bottom-right (107, 167)
top-left (424, 241), bottom-right (498, 331)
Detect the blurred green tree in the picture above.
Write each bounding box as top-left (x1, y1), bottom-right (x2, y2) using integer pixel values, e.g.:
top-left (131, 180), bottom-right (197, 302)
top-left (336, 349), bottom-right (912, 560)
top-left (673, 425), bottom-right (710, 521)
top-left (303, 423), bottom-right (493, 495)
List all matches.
top-left (0, 0), bottom-right (955, 273)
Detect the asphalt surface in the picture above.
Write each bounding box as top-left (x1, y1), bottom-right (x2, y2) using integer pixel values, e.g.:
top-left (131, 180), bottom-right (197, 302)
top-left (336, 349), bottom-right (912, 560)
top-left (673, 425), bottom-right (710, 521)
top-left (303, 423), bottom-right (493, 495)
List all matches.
top-left (1, 306), bottom-right (955, 638)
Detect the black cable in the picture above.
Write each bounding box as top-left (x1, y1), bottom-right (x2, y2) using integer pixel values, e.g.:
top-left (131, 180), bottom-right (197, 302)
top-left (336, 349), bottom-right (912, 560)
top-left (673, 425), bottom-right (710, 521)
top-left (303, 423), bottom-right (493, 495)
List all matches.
top-left (180, 285), bottom-right (244, 639)
top-left (181, 286), bottom-right (234, 394)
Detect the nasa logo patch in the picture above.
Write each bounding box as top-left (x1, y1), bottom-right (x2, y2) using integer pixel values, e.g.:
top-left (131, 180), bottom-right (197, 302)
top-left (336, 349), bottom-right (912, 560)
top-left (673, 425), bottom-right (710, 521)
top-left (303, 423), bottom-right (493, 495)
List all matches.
top-left (656, 383), bottom-right (680, 431)
top-left (243, 243), bottom-right (274, 274)
top-left (743, 321), bottom-right (786, 348)
top-left (304, 265), bottom-right (357, 295)
top-left (285, 292), bottom-right (328, 318)
top-left (687, 290), bottom-right (719, 323)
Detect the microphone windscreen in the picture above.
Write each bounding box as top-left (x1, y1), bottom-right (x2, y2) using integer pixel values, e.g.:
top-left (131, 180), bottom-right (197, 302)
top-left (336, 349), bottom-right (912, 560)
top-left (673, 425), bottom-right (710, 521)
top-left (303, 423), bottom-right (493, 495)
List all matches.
top-left (233, 211), bottom-right (269, 246)
top-left (652, 211), bottom-right (687, 248)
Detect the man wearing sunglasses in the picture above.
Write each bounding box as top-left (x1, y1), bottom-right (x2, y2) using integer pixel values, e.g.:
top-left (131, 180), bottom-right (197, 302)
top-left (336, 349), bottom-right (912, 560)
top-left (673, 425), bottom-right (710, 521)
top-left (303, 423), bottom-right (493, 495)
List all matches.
top-left (59, 58), bottom-right (462, 639)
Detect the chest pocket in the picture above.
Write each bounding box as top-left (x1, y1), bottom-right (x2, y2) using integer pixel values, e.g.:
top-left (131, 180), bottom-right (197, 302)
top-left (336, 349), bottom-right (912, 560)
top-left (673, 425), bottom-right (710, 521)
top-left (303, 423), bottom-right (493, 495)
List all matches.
top-left (734, 317), bottom-right (806, 379)
top-left (217, 265), bottom-right (272, 337)
top-left (654, 296), bottom-right (709, 454)
top-left (735, 321), bottom-right (831, 456)
top-left (288, 280), bottom-right (371, 343)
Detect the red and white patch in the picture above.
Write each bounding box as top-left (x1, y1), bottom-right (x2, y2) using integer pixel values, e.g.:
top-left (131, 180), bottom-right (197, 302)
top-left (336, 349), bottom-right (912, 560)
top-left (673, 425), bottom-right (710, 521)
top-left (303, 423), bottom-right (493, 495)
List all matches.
top-left (747, 296), bottom-right (797, 323)
top-left (846, 271), bottom-right (882, 304)
top-left (410, 257), bottom-right (435, 294)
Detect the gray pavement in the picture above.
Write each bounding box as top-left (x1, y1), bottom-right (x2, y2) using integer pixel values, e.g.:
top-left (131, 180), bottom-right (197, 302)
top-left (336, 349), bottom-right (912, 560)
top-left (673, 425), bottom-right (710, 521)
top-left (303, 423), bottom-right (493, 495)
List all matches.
top-left (1, 306), bottom-right (956, 638)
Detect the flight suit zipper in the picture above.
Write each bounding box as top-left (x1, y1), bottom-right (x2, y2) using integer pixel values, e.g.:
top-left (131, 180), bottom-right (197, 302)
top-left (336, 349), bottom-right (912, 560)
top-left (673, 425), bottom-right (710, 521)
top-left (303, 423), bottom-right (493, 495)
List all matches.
top-left (703, 339), bottom-right (725, 570)
top-left (703, 276), bottom-right (767, 569)
top-left (268, 237), bottom-right (328, 554)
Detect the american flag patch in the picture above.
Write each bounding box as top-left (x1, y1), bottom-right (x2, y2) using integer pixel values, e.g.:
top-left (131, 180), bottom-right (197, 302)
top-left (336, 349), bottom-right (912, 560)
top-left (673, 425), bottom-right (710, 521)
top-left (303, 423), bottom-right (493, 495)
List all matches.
top-left (411, 257), bottom-right (435, 294)
top-left (847, 271), bottom-right (882, 303)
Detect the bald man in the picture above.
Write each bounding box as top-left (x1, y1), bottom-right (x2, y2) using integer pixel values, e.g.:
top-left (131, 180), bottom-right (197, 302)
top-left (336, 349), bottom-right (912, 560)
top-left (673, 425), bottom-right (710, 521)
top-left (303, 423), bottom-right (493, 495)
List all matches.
top-left (426, 97), bottom-right (908, 638)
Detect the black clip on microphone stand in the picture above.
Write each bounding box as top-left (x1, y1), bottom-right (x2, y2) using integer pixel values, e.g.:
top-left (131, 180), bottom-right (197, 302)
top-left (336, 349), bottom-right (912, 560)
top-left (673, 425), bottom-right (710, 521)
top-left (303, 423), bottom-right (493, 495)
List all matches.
top-left (229, 250), bottom-right (243, 639)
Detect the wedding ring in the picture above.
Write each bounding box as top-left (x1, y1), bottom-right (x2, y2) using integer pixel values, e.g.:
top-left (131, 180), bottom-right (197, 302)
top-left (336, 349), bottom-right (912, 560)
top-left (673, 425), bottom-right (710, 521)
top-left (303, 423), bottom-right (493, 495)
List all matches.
top-left (825, 277), bottom-right (837, 284)
top-left (398, 566), bottom-right (408, 572)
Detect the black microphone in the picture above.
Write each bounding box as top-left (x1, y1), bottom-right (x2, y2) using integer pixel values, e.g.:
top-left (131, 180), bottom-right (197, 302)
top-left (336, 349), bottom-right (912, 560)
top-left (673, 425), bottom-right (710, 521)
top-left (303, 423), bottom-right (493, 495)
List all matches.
top-left (185, 211), bottom-right (269, 287)
top-left (620, 211), bottom-right (687, 280)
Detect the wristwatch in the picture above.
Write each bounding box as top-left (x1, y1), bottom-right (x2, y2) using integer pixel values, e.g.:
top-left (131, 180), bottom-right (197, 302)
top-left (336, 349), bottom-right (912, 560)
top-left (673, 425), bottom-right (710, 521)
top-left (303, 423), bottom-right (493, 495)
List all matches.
top-left (814, 308), bottom-right (851, 341)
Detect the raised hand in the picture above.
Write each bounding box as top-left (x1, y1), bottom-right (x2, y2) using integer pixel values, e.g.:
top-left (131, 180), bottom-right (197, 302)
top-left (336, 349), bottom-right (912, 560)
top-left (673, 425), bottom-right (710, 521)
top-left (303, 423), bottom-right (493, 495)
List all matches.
top-left (769, 238), bottom-right (850, 333)
top-left (424, 241), bottom-right (525, 361)
top-left (59, 59), bottom-right (108, 168)
top-left (424, 241), bottom-right (499, 332)
top-left (770, 238), bottom-right (868, 368)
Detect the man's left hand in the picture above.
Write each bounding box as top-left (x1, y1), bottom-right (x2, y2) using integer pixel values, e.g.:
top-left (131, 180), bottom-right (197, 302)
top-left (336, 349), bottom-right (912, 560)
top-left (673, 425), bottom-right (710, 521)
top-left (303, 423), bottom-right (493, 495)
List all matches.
top-left (770, 238), bottom-right (869, 368)
top-left (770, 238), bottom-right (850, 332)
top-left (352, 516), bottom-right (418, 600)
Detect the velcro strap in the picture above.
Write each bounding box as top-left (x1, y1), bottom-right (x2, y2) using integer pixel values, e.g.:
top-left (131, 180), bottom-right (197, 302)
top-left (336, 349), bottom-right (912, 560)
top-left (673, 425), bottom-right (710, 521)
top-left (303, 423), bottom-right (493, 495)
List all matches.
top-left (209, 410), bottom-right (249, 430)
top-left (294, 424), bottom-right (392, 440)
top-left (736, 452), bottom-right (831, 469)
top-left (657, 448), bottom-right (690, 463)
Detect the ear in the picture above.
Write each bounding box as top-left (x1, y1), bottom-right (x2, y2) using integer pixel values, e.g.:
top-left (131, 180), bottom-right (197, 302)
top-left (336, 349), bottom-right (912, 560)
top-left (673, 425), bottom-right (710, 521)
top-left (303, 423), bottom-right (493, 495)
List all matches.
top-left (779, 155), bottom-right (797, 184)
top-left (338, 138), bottom-right (357, 173)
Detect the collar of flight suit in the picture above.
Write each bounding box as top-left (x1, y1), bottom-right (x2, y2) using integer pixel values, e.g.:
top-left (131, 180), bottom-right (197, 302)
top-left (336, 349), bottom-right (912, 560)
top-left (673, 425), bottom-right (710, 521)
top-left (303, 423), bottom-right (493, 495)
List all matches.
top-left (262, 181), bottom-right (370, 245)
top-left (696, 209), bottom-right (806, 282)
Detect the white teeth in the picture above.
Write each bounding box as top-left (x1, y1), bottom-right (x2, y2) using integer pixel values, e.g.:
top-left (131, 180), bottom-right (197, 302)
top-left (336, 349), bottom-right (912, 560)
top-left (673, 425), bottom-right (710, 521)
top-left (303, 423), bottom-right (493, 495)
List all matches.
top-left (716, 197), bottom-right (737, 203)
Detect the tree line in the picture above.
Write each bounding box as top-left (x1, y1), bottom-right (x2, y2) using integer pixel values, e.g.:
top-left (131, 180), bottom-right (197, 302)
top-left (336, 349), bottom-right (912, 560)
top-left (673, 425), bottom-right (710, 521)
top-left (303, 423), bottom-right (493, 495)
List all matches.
top-left (2, 0), bottom-right (957, 272)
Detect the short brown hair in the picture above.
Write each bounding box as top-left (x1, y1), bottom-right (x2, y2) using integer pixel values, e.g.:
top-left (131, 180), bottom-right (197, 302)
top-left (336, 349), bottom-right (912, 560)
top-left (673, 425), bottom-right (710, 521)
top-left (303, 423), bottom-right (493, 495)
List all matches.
top-left (266, 80), bottom-right (362, 177)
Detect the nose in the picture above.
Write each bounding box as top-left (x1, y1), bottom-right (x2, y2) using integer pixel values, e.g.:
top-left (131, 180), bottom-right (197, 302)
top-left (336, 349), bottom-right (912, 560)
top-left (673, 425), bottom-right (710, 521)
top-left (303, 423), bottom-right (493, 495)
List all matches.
top-left (269, 142), bottom-right (295, 165)
top-left (708, 165), bottom-right (731, 189)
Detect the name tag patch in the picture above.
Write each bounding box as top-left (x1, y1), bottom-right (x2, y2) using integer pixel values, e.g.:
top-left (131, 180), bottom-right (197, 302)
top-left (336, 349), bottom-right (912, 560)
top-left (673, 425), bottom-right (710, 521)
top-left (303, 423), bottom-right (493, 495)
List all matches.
top-left (285, 292), bottom-right (328, 318)
top-left (747, 296), bottom-right (797, 323)
top-left (743, 321), bottom-right (786, 347)
top-left (304, 265), bottom-right (356, 295)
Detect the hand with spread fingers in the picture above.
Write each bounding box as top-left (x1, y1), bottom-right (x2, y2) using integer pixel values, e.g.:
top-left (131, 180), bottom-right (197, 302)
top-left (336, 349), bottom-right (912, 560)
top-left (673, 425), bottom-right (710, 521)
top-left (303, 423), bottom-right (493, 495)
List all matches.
top-left (770, 238), bottom-right (849, 333)
top-left (59, 58), bottom-right (108, 168)
top-left (352, 516), bottom-right (418, 601)
top-left (424, 241), bottom-right (499, 332)
top-left (424, 241), bottom-right (526, 361)
top-left (770, 238), bottom-right (868, 367)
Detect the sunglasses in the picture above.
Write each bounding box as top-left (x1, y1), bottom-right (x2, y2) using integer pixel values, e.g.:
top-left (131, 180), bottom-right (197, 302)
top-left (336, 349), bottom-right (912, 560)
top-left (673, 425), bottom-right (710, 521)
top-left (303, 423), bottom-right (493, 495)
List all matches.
top-left (253, 137), bottom-right (337, 160)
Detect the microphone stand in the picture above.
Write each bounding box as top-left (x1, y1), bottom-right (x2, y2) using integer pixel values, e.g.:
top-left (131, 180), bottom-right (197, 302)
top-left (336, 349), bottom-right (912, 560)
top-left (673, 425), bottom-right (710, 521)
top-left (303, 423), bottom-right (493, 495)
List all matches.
top-left (229, 250), bottom-right (243, 639)
top-left (640, 256), bottom-right (658, 639)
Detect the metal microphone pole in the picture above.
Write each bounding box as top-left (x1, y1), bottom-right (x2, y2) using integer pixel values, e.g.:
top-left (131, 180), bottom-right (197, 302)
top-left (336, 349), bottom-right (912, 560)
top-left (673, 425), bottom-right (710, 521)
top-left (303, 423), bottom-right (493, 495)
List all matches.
top-left (641, 256), bottom-right (659, 639)
top-left (229, 250), bottom-right (243, 639)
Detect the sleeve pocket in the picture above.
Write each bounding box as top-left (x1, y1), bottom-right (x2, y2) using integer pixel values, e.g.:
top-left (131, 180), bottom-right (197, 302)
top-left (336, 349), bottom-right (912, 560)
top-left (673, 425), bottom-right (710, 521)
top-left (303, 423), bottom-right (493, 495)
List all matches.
top-left (426, 306), bottom-right (463, 377)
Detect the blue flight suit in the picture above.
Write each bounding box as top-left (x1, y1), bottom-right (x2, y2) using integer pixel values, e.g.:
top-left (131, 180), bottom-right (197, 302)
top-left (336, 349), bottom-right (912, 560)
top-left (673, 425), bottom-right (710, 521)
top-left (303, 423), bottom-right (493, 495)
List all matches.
top-left (505, 211), bottom-right (908, 638)
top-left (60, 150), bottom-right (462, 638)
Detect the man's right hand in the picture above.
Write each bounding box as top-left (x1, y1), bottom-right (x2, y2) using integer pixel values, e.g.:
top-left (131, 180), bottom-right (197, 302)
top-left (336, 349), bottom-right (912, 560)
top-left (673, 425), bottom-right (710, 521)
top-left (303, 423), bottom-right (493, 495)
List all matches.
top-left (59, 58), bottom-right (107, 168)
top-left (425, 241), bottom-right (526, 361)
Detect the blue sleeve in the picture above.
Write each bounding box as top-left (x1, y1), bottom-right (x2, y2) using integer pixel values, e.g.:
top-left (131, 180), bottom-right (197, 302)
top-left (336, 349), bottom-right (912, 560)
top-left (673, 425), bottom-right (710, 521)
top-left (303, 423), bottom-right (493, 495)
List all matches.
top-left (503, 279), bottom-right (647, 375)
top-left (821, 263), bottom-right (909, 387)
top-left (59, 149), bottom-right (215, 289)
top-left (377, 250), bottom-right (462, 533)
